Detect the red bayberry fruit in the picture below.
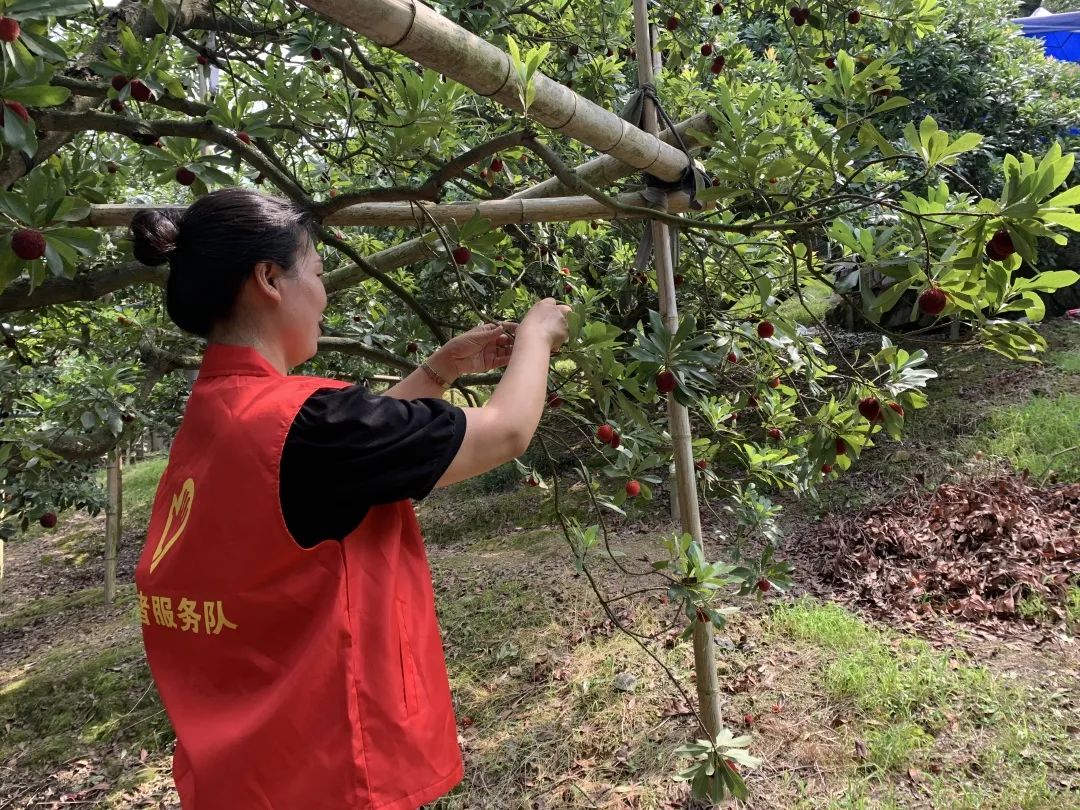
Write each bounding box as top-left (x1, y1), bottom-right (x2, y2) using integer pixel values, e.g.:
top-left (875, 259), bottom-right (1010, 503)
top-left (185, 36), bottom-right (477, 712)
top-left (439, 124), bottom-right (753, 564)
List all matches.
top-left (106, 161), bottom-right (119, 174)
top-left (568, 44), bottom-right (580, 57)
top-left (11, 228), bottom-right (45, 260)
top-left (712, 2), bottom-right (724, 14)
top-left (406, 341), bottom-right (419, 354)
top-left (747, 395), bottom-right (759, 408)
top-left (452, 245), bottom-right (471, 265)
top-left (609, 431), bottom-right (621, 449)
top-left (701, 42), bottom-right (713, 56)
top-left (887, 401), bottom-right (905, 418)
top-left (237, 131), bottom-right (252, 145)
top-left (39, 512), bottom-right (57, 528)
top-left (490, 157), bottom-right (503, 172)
top-left (311, 47), bottom-right (323, 61)
top-left (847, 8), bottom-right (861, 24)
top-left (695, 459), bottom-right (708, 471)
top-left (547, 394), bottom-right (564, 409)
top-left (665, 15), bottom-right (679, 30)
top-left (743, 713), bottom-right (753, 725)
top-left (858, 397), bottom-right (881, 421)
top-left (768, 377), bottom-right (781, 389)
top-left (767, 427), bottom-right (783, 441)
top-left (197, 54), bottom-right (209, 65)
top-left (597, 424), bottom-right (615, 444)
top-left (790, 6), bottom-right (809, 25)
top-left (673, 274), bottom-right (684, 286)
top-left (129, 79), bottom-right (152, 102)
top-left (757, 319), bottom-right (775, 339)
top-left (710, 56), bottom-right (725, 74)
top-left (825, 56), bottom-right (836, 69)
top-left (525, 476), bottom-right (539, 487)
top-left (757, 578), bottom-right (771, 592)
top-left (559, 266), bottom-right (571, 275)
top-left (109, 99), bottom-right (125, 112)
top-left (4, 101), bottom-right (29, 124)
top-left (986, 228), bottom-right (1015, 261)
top-left (835, 437), bottom-right (847, 455)
top-left (563, 283), bottom-right (573, 294)
top-left (727, 351), bottom-right (738, 364)
top-left (625, 479), bottom-right (641, 497)
top-left (0, 17), bottom-right (20, 42)
top-left (726, 759), bottom-right (740, 773)
top-left (918, 287), bottom-right (947, 316)
top-left (254, 173), bottom-right (265, 185)
top-left (111, 75), bottom-right (128, 91)
top-left (821, 463), bottom-right (833, 474)
top-left (656, 369), bottom-right (677, 394)
top-left (175, 167), bottom-right (196, 186)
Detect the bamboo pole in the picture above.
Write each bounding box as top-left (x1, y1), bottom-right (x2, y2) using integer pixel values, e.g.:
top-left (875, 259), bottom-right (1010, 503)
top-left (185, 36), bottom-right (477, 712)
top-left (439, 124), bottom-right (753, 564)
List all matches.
top-left (517, 111), bottom-right (715, 200)
top-left (631, 0), bottom-right (722, 742)
top-left (76, 189), bottom-right (699, 229)
top-left (104, 449), bottom-right (122, 603)
top-left (299, 0), bottom-right (688, 182)
top-left (314, 110), bottom-right (716, 290)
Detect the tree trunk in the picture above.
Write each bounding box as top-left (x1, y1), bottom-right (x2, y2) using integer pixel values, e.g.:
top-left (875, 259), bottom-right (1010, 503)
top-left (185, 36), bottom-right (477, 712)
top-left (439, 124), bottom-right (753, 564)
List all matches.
top-left (104, 449), bottom-right (122, 603)
top-left (632, 0), bottom-right (723, 743)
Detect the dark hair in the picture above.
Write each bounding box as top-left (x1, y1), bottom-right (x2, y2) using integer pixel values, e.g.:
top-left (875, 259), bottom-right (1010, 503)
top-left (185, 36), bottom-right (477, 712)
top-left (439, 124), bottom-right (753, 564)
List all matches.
top-left (130, 189), bottom-right (316, 338)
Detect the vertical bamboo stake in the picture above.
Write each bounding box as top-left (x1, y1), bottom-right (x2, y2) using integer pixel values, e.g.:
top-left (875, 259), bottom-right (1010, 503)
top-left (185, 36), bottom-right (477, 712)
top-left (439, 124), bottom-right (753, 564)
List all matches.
top-left (104, 449), bottom-right (122, 602)
top-left (632, 0), bottom-right (723, 742)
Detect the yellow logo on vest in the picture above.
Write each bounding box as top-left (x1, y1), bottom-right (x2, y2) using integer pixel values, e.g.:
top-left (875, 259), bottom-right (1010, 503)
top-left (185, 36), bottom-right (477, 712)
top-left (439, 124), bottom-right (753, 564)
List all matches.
top-left (149, 478), bottom-right (195, 574)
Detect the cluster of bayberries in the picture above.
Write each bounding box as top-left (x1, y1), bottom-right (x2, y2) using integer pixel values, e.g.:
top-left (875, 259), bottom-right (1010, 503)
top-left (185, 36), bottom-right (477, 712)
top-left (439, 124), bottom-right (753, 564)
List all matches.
top-left (789, 6), bottom-right (860, 25)
top-left (857, 396), bottom-right (904, 423)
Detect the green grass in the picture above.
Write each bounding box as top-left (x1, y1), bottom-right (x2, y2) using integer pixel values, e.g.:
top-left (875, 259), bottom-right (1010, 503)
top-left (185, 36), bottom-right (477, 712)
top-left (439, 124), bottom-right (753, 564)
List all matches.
top-left (969, 393), bottom-right (1080, 482)
top-left (0, 636), bottom-right (170, 771)
top-left (120, 456), bottom-right (168, 529)
top-left (1050, 349), bottom-right (1080, 374)
top-left (768, 599), bottom-right (1074, 807)
top-left (0, 585), bottom-right (132, 633)
top-left (776, 286), bottom-right (837, 326)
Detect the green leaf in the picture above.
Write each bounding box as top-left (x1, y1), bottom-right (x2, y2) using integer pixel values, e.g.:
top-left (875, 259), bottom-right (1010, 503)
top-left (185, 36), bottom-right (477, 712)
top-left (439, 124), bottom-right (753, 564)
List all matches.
top-left (1046, 185), bottom-right (1080, 208)
top-left (8, 0), bottom-right (90, 15)
top-left (3, 84), bottom-right (71, 107)
top-left (151, 0), bottom-right (170, 31)
top-left (1013, 270), bottom-right (1080, 293)
top-left (17, 29), bottom-right (68, 62)
top-left (1040, 211), bottom-right (1080, 232)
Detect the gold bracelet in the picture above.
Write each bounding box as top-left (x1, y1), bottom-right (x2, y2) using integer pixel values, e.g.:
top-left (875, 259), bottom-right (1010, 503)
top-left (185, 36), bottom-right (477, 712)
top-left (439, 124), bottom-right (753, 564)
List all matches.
top-left (420, 360), bottom-right (452, 390)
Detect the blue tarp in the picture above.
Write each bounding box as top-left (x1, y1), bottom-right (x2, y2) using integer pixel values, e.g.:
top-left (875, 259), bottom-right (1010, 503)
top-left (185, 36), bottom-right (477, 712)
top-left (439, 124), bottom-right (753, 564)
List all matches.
top-left (1012, 10), bottom-right (1080, 63)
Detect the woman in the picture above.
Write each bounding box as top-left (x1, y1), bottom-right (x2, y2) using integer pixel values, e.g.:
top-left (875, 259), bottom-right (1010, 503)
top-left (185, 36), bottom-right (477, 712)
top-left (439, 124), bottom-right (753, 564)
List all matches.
top-left (131, 188), bottom-right (570, 809)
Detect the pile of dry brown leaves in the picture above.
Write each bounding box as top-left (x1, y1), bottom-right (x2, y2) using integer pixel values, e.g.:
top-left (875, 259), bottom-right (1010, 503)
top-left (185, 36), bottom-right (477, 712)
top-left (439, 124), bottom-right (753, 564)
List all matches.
top-left (815, 473), bottom-right (1080, 623)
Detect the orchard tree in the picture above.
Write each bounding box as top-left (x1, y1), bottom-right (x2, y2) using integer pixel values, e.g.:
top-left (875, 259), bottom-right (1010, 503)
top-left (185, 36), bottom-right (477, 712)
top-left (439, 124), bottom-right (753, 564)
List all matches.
top-left (1, 0), bottom-right (1079, 800)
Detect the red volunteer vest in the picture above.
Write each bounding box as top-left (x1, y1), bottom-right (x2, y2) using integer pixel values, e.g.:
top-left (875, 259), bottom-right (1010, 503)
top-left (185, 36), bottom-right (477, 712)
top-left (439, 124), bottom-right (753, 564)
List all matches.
top-left (134, 343), bottom-right (463, 809)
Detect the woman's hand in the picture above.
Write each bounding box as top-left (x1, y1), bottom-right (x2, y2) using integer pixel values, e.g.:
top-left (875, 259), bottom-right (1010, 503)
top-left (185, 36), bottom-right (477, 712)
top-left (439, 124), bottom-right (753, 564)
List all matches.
top-left (430, 321), bottom-right (518, 378)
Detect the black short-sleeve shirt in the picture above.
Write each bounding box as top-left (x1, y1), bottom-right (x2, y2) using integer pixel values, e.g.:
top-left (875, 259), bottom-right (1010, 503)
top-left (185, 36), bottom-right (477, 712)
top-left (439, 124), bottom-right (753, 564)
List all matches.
top-left (279, 385), bottom-right (467, 548)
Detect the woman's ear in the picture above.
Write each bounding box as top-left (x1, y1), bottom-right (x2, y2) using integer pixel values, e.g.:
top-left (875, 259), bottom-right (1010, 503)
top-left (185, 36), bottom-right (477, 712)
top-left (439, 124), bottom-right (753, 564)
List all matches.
top-left (252, 261), bottom-right (283, 299)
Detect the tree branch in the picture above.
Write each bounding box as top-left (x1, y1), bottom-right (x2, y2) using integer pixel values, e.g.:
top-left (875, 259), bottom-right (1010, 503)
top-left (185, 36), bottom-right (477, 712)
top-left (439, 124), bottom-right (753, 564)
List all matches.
top-left (34, 109), bottom-right (311, 204)
top-left (0, 262), bottom-right (166, 315)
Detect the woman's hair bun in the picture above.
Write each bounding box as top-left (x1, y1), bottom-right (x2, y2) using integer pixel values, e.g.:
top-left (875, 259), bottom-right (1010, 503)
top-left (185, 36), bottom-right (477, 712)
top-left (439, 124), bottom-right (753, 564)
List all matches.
top-left (130, 208), bottom-right (183, 266)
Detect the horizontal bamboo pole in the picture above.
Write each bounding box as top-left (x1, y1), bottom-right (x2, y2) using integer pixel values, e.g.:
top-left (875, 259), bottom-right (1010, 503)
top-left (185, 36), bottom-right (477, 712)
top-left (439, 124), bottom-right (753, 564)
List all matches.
top-left (516, 111), bottom-right (715, 200)
top-left (299, 0), bottom-right (688, 182)
top-left (78, 190), bottom-right (697, 228)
